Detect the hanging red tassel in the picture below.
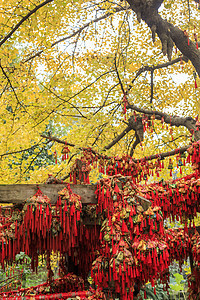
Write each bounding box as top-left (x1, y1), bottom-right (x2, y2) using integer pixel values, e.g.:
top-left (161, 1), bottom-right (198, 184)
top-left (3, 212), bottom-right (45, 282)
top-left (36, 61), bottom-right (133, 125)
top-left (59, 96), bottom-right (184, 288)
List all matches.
top-left (194, 32), bottom-right (198, 49)
top-left (114, 184), bottom-right (120, 193)
top-left (62, 144), bottom-right (70, 161)
top-left (1, 240), bottom-right (4, 265)
top-left (186, 154), bottom-right (190, 163)
top-left (134, 111), bottom-right (137, 122)
top-left (180, 57), bottom-right (183, 69)
top-left (122, 220), bottom-right (128, 233)
top-left (193, 70), bottom-right (198, 89)
top-left (54, 150), bottom-right (57, 164)
top-left (62, 153), bottom-right (66, 161)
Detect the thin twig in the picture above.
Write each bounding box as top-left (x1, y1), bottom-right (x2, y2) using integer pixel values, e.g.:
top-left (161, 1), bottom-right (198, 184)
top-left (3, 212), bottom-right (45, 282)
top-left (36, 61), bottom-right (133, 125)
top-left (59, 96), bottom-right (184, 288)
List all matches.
top-left (150, 70), bottom-right (154, 103)
top-left (0, 61), bottom-right (31, 116)
top-left (23, 6), bottom-right (128, 63)
top-left (0, 0), bottom-right (54, 47)
top-left (32, 69), bottom-right (115, 128)
top-left (0, 140), bottom-right (45, 158)
top-left (127, 56), bottom-right (189, 94)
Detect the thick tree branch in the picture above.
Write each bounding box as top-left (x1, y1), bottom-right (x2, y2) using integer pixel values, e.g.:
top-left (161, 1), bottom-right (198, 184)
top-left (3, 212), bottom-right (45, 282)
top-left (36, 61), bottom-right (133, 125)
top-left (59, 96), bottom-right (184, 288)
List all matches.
top-left (42, 117), bottom-right (144, 157)
top-left (134, 144), bottom-right (190, 163)
top-left (103, 114), bottom-right (144, 152)
top-left (104, 126), bottom-right (132, 150)
top-left (127, 103), bottom-right (200, 141)
top-left (130, 134), bottom-right (141, 157)
top-left (128, 115), bottom-right (144, 156)
top-left (0, 0), bottom-right (54, 47)
top-left (45, 110), bottom-right (193, 160)
top-left (41, 134), bottom-right (193, 165)
top-left (168, 25), bottom-right (200, 77)
top-left (126, 0), bottom-right (200, 77)
top-left (40, 134), bottom-right (107, 159)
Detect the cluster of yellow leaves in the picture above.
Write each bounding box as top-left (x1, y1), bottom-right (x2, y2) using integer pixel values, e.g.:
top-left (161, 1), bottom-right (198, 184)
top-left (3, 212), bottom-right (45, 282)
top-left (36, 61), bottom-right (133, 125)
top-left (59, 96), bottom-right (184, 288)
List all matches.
top-left (38, 251), bottom-right (60, 272)
top-left (0, 0), bottom-right (198, 183)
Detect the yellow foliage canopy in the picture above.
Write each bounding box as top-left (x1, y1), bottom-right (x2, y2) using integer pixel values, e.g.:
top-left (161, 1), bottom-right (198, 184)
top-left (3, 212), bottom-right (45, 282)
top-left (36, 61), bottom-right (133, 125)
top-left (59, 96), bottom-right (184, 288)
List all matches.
top-left (0, 0), bottom-right (199, 183)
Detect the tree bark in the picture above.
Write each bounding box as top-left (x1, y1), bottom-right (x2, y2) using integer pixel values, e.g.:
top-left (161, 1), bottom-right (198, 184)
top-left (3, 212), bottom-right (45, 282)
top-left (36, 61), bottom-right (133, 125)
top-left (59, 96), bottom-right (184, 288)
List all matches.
top-left (126, 0), bottom-right (200, 77)
top-left (127, 103), bottom-right (200, 141)
top-left (104, 126), bottom-right (132, 150)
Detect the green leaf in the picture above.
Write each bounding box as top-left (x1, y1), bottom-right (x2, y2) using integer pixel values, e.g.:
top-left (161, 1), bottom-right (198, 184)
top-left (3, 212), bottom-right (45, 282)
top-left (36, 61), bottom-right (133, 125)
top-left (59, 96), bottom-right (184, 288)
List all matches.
top-left (15, 254), bottom-right (20, 261)
top-left (169, 284), bottom-right (183, 292)
top-left (25, 256), bottom-right (32, 264)
top-left (173, 273), bottom-right (184, 284)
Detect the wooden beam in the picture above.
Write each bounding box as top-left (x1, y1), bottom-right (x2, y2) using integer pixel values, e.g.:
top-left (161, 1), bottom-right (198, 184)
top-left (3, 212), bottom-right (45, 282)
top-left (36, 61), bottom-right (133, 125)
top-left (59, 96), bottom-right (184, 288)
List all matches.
top-left (0, 184), bottom-right (152, 211)
top-left (136, 195), bottom-right (151, 211)
top-left (0, 184), bottom-right (97, 204)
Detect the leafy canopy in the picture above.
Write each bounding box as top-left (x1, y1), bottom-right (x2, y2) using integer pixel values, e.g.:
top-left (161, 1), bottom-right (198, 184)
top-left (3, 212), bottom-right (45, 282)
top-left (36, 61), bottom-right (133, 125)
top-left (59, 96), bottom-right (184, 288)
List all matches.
top-left (0, 0), bottom-right (199, 183)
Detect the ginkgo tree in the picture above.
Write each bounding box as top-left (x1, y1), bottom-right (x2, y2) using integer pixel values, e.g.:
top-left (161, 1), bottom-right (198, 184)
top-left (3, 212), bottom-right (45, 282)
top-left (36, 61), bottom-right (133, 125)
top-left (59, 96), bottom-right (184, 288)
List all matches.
top-left (1, 2), bottom-right (200, 299)
top-left (0, 0), bottom-right (199, 183)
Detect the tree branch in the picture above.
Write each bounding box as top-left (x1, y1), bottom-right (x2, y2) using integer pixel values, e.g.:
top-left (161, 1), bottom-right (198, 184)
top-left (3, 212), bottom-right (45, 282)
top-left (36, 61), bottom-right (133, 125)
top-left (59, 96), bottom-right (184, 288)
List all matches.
top-left (40, 83), bottom-right (87, 119)
top-left (150, 69), bottom-right (154, 103)
top-left (92, 123), bottom-right (109, 146)
top-left (168, 24), bottom-right (200, 77)
top-left (19, 141), bottom-right (51, 179)
top-left (40, 134), bottom-right (107, 159)
top-left (127, 56), bottom-right (188, 93)
top-left (23, 6), bottom-right (127, 63)
top-left (40, 134), bottom-right (75, 147)
top-left (32, 69), bottom-right (115, 129)
top-left (126, 103), bottom-right (200, 141)
top-left (0, 61), bottom-right (30, 116)
top-left (126, 0), bottom-right (200, 77)
top-left (130, 134), bottom-right (140, 157)
top-left (104, 126), bottom-right (132, 150)
top-left (114, 55), bottom-right (126, 95)
top-left (134, 144), bottom-right (190, 163)
top-left (0, 140), bottom-right (45, 158)
top-left (0, 0), bottom-right (54, 47)
top-left (104, 114), bottom-right (145, 152)
top-left (41, 134), bottom-right (192, 165)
